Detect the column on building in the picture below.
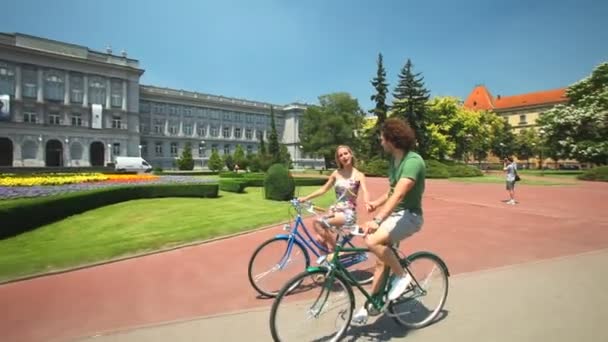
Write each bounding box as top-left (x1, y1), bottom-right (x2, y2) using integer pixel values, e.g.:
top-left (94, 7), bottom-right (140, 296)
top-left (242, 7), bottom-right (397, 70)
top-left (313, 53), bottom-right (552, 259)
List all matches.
top-left (105, 78), bottom-right (111, 109)
top-left (14, 65), bottom-right (22, 100)
top-left (121, 80), bottom-right (127, 111)
top-left (64, 71), bottom-right (70, 105)
top-left (82, 75), bottom-right (89, 107)
top-left (36, 68), bottom-right (43, 103)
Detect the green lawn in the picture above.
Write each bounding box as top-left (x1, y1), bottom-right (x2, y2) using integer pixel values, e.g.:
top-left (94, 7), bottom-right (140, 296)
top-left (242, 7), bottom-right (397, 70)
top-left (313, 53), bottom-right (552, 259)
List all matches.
top-left (448, 175), bottom-right (572, 186)
top-left (0, 186), bottom-right (334, 282)
top-left (517, 170), bottom-right (582, 179)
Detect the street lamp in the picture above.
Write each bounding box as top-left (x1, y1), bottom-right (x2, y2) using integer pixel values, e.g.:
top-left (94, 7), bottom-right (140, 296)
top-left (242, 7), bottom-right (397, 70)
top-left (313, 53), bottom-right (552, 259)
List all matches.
top-left (107, 143), bottom-right (112, 166)
top-left (538, 129), bottom-right (545, 175)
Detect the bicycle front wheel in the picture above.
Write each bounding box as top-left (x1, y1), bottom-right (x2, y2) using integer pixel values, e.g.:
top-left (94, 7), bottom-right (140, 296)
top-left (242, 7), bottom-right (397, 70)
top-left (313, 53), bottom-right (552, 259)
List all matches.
top-left (270, 269), bottom-right (355, 342)
top-left (248, 237), bottom-right (309, 297)
top-left (388, 252), bottom-right (449, 329)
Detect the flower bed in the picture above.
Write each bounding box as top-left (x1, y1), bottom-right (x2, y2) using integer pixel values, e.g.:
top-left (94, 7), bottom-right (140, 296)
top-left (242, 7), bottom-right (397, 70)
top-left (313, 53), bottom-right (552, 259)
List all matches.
top-left (0, 173), bottom-right (160, 187)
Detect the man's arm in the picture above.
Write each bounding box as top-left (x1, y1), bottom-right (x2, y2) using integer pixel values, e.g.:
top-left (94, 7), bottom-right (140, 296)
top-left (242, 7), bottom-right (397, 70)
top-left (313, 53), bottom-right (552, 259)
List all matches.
top-left (372, 178), bottom-right (415, 222)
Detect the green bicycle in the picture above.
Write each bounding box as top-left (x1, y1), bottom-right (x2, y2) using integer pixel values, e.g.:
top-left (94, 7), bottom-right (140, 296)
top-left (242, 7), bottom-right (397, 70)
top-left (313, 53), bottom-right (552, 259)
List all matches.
top-left (269, 225), bottom-right (450, 342)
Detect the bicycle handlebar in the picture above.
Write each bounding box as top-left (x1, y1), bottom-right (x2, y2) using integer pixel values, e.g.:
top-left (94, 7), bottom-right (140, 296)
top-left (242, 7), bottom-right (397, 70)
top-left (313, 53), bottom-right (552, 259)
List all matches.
top-left (290, 198), bottom-right (367, 237)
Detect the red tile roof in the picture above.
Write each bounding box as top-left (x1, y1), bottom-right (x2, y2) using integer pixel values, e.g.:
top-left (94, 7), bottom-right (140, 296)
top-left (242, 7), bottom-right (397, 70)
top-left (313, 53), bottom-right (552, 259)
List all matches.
top-left (464, 86), bottom-right (568, 111)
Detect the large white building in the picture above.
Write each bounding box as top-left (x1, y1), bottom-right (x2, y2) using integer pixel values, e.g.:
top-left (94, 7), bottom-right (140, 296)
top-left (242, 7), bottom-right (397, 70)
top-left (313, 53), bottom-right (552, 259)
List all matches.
top-left (0, 32), bottom-right (322, 169)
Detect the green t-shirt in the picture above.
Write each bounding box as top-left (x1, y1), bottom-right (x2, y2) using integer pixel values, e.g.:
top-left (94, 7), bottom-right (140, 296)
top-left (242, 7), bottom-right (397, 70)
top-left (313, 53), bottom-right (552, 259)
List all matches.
top-left (389, 151), bottom-right (425, 216)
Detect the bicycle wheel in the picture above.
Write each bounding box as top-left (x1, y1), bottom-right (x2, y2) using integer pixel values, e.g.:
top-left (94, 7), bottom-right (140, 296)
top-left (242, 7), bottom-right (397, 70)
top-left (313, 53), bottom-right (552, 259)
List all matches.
top-left (248, 237), bottom-right (310, 297)
top-left (270, 269), bottom-right (354, 342)
top-left (388, 252), bottom-right (449, 329)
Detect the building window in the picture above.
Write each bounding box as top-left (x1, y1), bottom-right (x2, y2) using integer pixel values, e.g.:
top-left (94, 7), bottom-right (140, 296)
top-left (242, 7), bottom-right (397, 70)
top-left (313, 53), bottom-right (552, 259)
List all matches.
top-left (49, 113), bottom-right (60, 125)
top-left (184, 124), bottom-right (192, 136)
top-left (169, 125), bottom-right (178, 135)
top-left (256, 131), bottom-right (263, 140)
top-left (245, 128), bottom-right (253, 140)
top-left (88, 77), bottom-right (106, 105)
top-left (223, 127), bottom-right (230, 138)
top-left (71, 113), bottom-right (82, 126)
top-left (113, 143), bottom-right (120, 156)
top-left (211, 144), bottom-right (218, 153)
top-left (139, 101), bottom-right (150, 113)
top-left (211, 126), bottom-right (219, 137)
top-left (140, 142), bottom-right (147, 156)
top-left (111, 79), bottom-right (122, 107)
top-left (44, 71), bottom-right (64, 101)
top-left (70, 74), bottom-right (83, 103)
top-left (22, 67), bottom-right (37, 98)
top-left (140, 123), bottom-right (148, 133)
top-left (247, 145), bottom-right (253, 154)
top-left (23, 111), bottom-right (37, 123)
top-left (155, 142), bottom-right (163, 156)
top-left (199, 143), bottom-right (206, 157)
top-left (198, 125), bottom-right (206, 137)
top-left (234, 128), bottom-right (242, 139)
top-left (154, 119), bottom-right (163, 134)
top-left (223, 144), bottom-right (230, 155)
top-left (519, 114), bottom-right (527, 125)
top-left (0, 63), bottom-right (15, 95)
top-left (112, 116), bottom-right (122, 129)
top-left (170, 142), bottom-right (178, 156)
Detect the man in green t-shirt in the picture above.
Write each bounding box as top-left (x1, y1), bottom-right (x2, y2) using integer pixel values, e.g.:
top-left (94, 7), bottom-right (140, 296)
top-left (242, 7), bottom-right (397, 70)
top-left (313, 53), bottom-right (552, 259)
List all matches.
top-left (352, 117), bottom-right (426, 324)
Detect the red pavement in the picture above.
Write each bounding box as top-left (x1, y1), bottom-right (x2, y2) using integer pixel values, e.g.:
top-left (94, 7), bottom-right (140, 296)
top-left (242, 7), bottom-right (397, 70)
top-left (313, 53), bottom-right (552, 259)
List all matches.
top-left (1, 178), bottom-right (607, 342)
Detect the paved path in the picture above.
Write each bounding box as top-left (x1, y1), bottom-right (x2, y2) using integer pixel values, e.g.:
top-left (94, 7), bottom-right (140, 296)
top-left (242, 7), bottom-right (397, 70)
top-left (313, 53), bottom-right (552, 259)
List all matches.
top-left (80, 249), bottom-right (608, 342)
top-left (1, 178), bottom-right (607, 342)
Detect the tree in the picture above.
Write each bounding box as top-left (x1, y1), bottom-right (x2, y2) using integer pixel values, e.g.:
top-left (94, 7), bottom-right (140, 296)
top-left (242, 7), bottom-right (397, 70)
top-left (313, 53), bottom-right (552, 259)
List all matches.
top-left (279, 144), bottom-right (292, 168)
top-left (537, 62), bottom-right (608, 165)
top-left (367, 53), bottom-right (390, 159)
top-left (233, 144), bottom-right (247, 170)
top-left (223, 153), bottom-right (235, 171)
top-left (490, 118), bottom-right (516, 159)
top-left (258, 132), bottom-right (266, 156)
top-left (391, 59), bottom-right (431, 157)
top-left (300, 92), bottom-right (365, 168)
top-left (207, 148), bottom-right (224, 172)
top-left (176, 142), bottom-right (195, 170)
top-left (268, 105), bottom-right (281, 163)
top-left (515, 128), bottom-right (539, 168)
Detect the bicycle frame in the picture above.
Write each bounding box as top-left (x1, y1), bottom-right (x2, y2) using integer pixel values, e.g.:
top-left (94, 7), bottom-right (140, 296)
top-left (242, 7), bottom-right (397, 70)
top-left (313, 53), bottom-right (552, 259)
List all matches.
top-left (275, 211), bottom-right (359, 268)
top-left (307, 243), bottom-right (423, 312)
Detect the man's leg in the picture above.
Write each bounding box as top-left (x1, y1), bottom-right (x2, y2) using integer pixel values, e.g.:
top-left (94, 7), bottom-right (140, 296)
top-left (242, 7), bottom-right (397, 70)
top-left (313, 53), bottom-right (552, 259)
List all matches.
top-left (366, 228), bottom-right (405, 295)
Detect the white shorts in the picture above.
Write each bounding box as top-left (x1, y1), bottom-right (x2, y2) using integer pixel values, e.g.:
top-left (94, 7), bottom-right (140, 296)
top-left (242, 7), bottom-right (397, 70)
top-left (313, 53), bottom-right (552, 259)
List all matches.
top-left (380, 210), bottom-right (423, 243)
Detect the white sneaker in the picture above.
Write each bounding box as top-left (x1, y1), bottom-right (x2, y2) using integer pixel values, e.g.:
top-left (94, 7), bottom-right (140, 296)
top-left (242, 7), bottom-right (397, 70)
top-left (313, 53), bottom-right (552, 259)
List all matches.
top-left (351, 306), bottom-right (368, 325)
top-left (507, 199), bottom-right (516, 205)
top-left (388, 274), bottom-right (412, 301)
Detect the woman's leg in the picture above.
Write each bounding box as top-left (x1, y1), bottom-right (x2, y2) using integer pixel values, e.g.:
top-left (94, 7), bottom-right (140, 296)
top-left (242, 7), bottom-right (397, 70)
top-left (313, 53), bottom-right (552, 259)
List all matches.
top-left (313, 213), bottom-right (346, 252)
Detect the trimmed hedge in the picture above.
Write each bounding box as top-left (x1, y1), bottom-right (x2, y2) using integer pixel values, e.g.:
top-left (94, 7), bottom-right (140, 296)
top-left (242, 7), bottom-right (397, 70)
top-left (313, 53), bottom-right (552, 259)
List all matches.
top-left (157, 170), bottom-right (218, 176)
top-left (264, 164), bottom-right (295, 201)
top-left (577, 166), bottom-right (608, 182)
top-left (219, 179), bottom-right (248, 193)
top-left (426, 160), bottom-right (450, 179)
top-left (219, 171), bottom-right (243, 178)
top-left (0, 183), bottom-right (219, 239)
top-left (447, 164), bottom-right (483, 177)
top-left (360, 158), bottom-right (389, 177)
top-left (294, 177), bottom-right (328, 186)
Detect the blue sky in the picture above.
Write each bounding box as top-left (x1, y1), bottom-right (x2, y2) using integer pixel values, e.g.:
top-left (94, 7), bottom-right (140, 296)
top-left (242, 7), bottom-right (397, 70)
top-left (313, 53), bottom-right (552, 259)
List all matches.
top-left (4, 0), bottom-right (607, 111)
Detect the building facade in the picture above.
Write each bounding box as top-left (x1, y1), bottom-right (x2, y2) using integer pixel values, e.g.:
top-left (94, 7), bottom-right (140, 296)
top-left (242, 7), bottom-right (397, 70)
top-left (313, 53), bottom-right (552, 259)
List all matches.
top-left (0, 33), bottom-right (322, 169)
top-left (463, 85), bottom-right (568, 133)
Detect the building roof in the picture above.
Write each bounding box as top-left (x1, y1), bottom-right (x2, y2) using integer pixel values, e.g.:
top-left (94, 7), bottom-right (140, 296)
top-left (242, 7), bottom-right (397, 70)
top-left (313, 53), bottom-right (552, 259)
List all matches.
top-left (464, 85), bottom-right (568, 111)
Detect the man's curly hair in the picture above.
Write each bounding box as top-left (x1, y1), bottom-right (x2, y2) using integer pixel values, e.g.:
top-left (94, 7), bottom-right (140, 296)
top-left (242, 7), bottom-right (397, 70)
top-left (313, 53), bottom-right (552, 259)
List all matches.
top-left (381, 118), bottom-right (417, 152)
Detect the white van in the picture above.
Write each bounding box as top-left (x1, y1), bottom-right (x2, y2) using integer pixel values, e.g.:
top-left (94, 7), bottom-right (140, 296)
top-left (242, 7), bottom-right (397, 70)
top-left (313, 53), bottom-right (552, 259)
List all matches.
top-left (114, 156), bottom-right (153, 173)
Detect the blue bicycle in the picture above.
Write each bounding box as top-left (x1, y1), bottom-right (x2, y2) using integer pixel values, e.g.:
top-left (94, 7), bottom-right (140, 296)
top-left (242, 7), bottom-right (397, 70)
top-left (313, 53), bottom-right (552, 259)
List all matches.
top-left (248, 199), bottom-right (375, 298)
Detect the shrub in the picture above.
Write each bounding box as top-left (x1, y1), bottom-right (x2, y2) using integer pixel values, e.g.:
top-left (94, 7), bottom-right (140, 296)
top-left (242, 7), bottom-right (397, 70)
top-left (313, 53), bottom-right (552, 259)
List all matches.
top-left (219, 171), bottom-right (243, 178)
top-left (0, 183), bottom-right (219, 239)
top-left (577, 166), bottom-right (608, 182)
top-left (426, 160), bottom-right (450, 179)
top-left (264, 163), bottom-right (295, 201)
top-left (446, 164), bottom-right (483, 177)
top-left (219, 179), bottom-right (248, 193)
top-left (293, 177), bottom-right (328, 186)
top-left (360, 157), bottom-right (389, 177)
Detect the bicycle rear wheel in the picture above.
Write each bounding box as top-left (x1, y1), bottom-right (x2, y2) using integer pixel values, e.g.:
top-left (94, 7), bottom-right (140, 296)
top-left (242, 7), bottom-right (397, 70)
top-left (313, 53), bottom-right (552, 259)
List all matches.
top-left (388, 252), bottom-right (449, 329)
top-left (270, 269), bottom-right (354, 342)
top-left (248, 237), bottom-right (309, 297)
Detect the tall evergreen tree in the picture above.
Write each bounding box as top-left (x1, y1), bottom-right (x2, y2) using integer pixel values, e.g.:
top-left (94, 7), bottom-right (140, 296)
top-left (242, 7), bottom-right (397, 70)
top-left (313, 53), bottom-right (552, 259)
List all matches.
top-left (268, 105), bottom-right (281, 162)
top-left (258, 131), bottom-right (266, 155)
top-left (368, 53), bottom-right (390, 158)
top-left (392, 59), bottom-right (431, 157)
